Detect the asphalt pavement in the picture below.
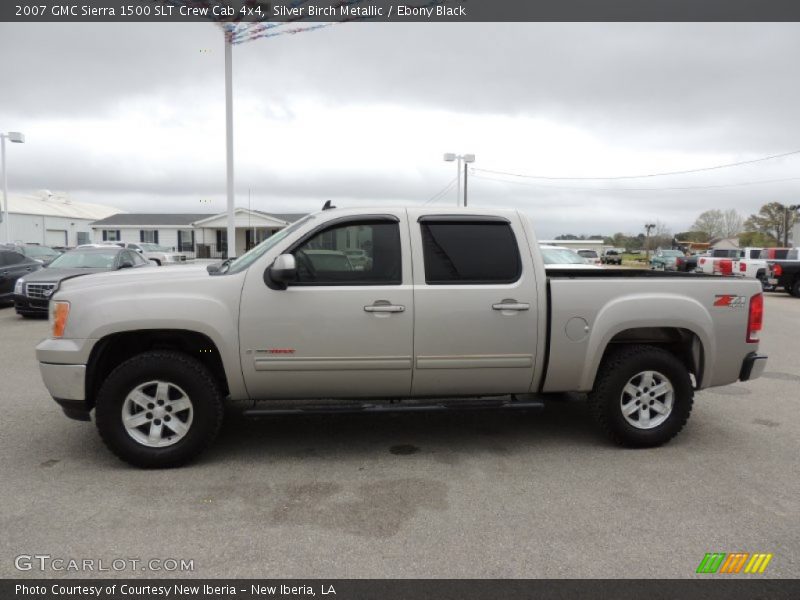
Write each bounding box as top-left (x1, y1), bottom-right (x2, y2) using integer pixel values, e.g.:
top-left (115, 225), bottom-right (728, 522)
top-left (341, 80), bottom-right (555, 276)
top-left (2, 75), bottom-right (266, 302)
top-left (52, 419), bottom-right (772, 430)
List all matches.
top-left (0, 293), bottom-right (797, 579)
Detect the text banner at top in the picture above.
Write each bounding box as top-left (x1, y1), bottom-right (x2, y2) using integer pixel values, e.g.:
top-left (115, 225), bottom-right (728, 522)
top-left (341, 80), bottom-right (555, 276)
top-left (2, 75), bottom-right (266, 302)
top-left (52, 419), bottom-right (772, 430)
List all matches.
top-left (4, 0), bottom-right (800, 23)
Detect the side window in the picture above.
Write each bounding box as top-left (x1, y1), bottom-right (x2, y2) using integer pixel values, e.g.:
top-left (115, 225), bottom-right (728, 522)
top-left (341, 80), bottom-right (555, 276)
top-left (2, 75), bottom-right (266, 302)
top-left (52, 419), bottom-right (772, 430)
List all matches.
top-left (131, 251), bottom-right (148, 266)
top-left (2, 251), bottom-right (26, 266)
top-left (292, 220), bottom-right (401, 285)
top-left (420, 220), bottom-right (521, 284)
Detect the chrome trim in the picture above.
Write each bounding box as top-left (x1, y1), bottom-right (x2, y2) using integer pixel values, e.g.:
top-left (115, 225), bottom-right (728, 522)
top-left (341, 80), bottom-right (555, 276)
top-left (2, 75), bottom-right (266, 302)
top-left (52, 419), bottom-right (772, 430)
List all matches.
top-left (416, 355), bottom-right (534, 369)
top-left (254, 356), bottom-right (413, 371)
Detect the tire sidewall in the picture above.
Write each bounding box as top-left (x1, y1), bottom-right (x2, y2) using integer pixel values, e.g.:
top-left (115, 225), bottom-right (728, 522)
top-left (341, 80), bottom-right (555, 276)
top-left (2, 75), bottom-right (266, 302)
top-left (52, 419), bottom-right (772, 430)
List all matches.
top-left (599, 349), bottom-right (692, 446)
top-left (96, 353), bottom-right (220, 467)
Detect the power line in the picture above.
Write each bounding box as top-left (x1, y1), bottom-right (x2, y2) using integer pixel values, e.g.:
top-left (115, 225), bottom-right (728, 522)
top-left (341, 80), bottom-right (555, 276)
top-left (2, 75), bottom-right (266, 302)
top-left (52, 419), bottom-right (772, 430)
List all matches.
top-left (471, 172), bottom-right (800, 192)
top-left (472, 149), bottom-right (800, 181)
top-left (424, 177), bottom-right (458, 205)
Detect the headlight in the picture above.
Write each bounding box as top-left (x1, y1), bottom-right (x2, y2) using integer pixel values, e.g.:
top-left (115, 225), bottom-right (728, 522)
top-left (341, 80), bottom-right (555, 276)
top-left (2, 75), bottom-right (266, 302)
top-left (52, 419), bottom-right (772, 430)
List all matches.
top-left (50, 301), bottom-right (70, 338)
top-left (14, 278), bottom-right (25, 295)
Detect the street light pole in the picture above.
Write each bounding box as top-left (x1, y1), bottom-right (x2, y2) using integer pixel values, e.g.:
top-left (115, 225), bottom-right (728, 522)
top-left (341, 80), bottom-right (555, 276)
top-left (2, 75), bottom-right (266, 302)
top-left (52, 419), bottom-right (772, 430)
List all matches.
top-left (1, 131), bottom-right (25, 244)
top-left (443, 153), bottom-right (476, 207)
top-left (224, 33), bottom-right (236, 259)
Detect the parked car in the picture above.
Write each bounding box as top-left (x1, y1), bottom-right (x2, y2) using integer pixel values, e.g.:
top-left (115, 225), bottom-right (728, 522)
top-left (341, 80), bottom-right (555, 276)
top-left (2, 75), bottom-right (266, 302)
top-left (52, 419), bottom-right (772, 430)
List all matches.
top-left (123, 243), bottom-right (191, 266)
top-left (343, 249), bottom-right (372, 271)
top-left (766, 249), bottom-right (800, 296)
top-left (650, 249), bottom-right (685, 271)
top-left (734, 248), bottom-right (791, 289)
top-left (14, 247), bottom-right (152, 317)
top-left (8, 243), bottom-right (62, 266)
top-left (600, 249), bottom-right (622, 265)
top-left (36, 206), bottom-right (767, 467)
top-left (0, 248), bottom-right (42, 305)
top-left (575, 249), bottom-right (601, 265)
top-left (540, 245), bottom-right (603, 269)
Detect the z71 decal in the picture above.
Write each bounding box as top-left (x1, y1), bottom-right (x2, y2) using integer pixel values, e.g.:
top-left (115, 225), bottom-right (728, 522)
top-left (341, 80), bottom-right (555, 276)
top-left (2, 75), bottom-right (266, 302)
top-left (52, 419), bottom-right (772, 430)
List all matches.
top-left (714, 295), bottom-right (747, 308)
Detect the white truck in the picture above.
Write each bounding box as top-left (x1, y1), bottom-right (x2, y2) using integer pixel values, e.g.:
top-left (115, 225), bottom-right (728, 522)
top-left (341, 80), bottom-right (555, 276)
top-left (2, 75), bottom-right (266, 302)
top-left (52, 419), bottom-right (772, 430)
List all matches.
top-left (733, 248), bottom-right (797, 289)
top-left (36, 207), bottom-right (768, 468)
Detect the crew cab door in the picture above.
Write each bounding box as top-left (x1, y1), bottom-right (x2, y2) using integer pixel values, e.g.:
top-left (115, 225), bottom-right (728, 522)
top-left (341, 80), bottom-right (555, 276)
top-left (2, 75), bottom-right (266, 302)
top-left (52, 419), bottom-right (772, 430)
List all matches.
top-left (408, 212), bottom-right (540, 396)
top-left (238, 212), bottom-right (414, 399)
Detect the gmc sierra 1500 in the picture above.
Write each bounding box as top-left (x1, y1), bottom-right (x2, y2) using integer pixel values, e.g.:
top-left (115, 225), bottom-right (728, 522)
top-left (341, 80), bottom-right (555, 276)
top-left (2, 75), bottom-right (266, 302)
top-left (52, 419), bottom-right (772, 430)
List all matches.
top-left (36, 207), bottom-right (767, 467)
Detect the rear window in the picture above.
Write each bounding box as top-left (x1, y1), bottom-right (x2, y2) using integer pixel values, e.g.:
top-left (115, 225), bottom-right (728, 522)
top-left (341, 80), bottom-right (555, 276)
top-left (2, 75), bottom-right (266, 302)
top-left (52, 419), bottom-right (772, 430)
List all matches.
top-left (420, 221), bottom-right (521, 284)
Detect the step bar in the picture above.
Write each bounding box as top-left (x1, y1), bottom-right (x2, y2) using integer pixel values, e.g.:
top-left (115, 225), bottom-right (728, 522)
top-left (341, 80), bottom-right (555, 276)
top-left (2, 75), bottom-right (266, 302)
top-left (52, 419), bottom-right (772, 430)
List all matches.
top-left (242, 396), bottom-right (544, 417)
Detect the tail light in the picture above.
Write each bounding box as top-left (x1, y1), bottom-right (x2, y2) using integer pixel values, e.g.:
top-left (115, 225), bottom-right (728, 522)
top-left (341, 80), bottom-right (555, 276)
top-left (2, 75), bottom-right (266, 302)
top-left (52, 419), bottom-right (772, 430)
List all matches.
top-left (739, 262), bottom-right (747, 272)
top-left (718, 259), bottom-right (732, 275)
top-left (699, 258), bottom-right (706, 265)
top-left (773, 264), bottom-right (783, 277)
top-left (747, 293), bottom-right (763, 343)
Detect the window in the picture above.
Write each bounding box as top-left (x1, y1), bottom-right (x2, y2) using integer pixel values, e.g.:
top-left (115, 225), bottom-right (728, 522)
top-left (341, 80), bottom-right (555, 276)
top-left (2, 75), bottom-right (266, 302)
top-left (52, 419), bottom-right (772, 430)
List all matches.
top-left (102, 229), bottom-right (121, 242)
top-left (420, 219), bottom-right (521, 284)
top-left (291, 220), bottom-right (401, 285)
top-left (0, 251), bottom-right (26, 266)
top-left (140, 230), bottom-right (159, 244)
top-left (177, 230), bottom-right (194, 252)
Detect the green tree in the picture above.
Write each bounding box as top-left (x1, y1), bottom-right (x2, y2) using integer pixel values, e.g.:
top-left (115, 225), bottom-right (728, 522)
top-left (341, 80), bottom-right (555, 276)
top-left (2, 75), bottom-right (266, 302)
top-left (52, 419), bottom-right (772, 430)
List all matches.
top-left (691, 209), bottom-right (743, 239)
top-left (739, 231), bottom-right (779, 247)
top-left (743, 202), bottom-right (798, 246)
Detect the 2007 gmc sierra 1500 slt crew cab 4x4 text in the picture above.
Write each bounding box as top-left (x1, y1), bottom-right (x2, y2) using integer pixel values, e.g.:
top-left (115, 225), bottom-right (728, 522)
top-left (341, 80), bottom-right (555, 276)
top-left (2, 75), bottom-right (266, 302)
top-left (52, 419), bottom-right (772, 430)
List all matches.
top-left (35, 207), bottom-right (767, 467)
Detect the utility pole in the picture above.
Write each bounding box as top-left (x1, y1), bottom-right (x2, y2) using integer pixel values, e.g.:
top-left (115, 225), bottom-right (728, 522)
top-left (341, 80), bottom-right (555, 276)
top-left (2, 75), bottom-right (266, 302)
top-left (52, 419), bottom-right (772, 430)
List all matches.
top-left (443, 153), bottom-right (475, 207)
top-left (645, 223), bottom-right (656, 265)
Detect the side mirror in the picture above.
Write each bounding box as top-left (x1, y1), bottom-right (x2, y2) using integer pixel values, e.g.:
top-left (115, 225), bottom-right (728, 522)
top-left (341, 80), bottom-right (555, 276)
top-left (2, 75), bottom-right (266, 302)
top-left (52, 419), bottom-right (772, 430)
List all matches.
top-left (206, 263), bottom-right (220, 274)
top-left (120, 260), bottom-right (134, 269)
top-left (265, 254), bottom-right (297, 290)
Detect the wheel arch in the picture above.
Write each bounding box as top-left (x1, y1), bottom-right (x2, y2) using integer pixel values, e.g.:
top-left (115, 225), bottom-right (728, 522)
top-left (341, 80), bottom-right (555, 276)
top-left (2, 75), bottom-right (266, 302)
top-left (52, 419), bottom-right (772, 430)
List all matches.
top-left (86, 330), bottom-right (229, 410)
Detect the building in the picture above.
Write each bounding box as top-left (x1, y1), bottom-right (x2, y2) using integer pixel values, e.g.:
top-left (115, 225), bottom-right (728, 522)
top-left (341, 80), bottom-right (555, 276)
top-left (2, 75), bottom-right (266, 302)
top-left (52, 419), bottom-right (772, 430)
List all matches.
top-left (90, 208), bottom-right (306, 257)
top-left (2, 191), bottom-right (121, 247)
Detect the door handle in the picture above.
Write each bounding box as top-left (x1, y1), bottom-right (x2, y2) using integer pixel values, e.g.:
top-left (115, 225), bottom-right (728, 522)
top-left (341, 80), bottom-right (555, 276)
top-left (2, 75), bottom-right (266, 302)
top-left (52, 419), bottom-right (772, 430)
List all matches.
top-left (492, 300), bottom-right (530, 311)
top-left (364, 301), bottom-right (405, 313)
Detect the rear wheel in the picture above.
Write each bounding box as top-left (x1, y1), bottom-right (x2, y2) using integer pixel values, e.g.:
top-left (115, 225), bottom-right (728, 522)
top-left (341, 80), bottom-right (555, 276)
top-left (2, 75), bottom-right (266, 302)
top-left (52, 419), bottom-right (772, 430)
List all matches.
top-left (791, 278), bottom-right (800, 298)
top-left (95, 351), bottom-right (223, 468)
top-left (589, 345), bottom-right (693, 447)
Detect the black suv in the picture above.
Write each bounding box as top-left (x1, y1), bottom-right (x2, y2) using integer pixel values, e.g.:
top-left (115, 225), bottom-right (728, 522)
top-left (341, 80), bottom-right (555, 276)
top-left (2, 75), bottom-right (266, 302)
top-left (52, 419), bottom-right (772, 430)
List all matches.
top-left (0, 248), bottom-right (42, 306)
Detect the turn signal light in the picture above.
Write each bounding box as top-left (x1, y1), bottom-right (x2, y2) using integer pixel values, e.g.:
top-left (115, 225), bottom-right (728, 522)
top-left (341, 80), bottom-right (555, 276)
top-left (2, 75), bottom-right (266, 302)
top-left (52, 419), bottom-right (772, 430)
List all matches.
top-left (773, 264), bottom-right (783, 277)
top-left (51, 301), bottom-right (70, 338)
top-left (747, 293), bottom-right (763, 343)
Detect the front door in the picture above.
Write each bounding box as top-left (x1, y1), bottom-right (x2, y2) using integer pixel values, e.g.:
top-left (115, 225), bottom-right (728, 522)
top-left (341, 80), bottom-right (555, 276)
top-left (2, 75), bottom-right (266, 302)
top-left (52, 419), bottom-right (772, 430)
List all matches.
top-left (408, 212), bottom-right (540, 396)
top-left (239, 213), bottom-right (414, 399)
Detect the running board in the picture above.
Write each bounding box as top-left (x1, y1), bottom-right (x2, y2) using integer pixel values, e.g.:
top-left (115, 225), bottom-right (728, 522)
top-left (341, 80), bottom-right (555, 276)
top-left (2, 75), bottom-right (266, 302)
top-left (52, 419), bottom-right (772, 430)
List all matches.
top-left (243, 397), bottom-right (544, 417)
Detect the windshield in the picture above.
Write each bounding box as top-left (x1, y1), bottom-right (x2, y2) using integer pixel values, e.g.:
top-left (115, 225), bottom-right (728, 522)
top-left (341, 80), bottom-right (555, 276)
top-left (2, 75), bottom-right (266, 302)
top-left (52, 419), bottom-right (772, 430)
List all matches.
top-left (541, 248), bottom-right (587, 265)
top-left (577, 250), bottom-right (598, 258)
top-left (22, 246), bottom-right (60, 258)
top-left (225, 216), bottom-right (314, 274)
top-left (140, 243), bottom-right (170, 252)
top-left (49, 250), bottom-right (118, 269)
top-left (661, 250), bottom-right (684, 257)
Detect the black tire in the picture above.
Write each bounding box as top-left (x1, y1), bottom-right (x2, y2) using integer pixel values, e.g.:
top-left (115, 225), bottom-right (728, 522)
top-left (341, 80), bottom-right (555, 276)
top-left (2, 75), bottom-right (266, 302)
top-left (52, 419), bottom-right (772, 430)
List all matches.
top-left (589, 344), bottom-right (693, 448)
top-left (95, 351), bottom-right (223, 468)
top-left (150, 259), bottom-right (161, 266)
top-left (791, 278), bottom-right (800, 298)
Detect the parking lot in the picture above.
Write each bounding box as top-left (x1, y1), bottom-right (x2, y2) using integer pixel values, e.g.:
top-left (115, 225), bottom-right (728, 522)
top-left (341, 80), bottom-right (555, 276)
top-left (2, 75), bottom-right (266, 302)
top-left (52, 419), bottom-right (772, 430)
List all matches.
top-left (0, 292), bottom-right (798, 579)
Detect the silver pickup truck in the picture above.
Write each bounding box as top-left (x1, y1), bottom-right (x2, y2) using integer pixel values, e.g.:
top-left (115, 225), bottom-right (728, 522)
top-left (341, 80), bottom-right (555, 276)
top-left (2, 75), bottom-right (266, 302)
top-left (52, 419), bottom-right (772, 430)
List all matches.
top-left (36, 207), bottom-right (767, 467)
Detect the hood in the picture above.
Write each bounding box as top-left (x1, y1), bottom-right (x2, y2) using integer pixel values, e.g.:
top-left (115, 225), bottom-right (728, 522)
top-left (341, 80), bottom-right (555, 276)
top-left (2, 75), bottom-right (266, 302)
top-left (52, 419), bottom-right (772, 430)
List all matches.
top-left (58, 263), bottom-right (211, 292)
top-left (21, 267), bottom-right (109, 283)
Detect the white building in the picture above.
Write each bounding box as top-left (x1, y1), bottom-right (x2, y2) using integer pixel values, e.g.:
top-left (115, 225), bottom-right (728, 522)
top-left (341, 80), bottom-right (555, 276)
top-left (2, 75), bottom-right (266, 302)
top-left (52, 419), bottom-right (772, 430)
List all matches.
top-left (90, 208), bottom-right (305, 258)
top-left (2, 191), bottom-right (122, 247)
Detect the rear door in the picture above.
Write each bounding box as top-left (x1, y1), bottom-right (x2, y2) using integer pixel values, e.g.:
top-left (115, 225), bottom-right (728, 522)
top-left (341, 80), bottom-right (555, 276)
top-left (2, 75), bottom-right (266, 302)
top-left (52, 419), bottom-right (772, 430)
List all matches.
top-left (408, 213), bottom-right (540, 396)
top-left (0, 251), bottom-right (37, 295)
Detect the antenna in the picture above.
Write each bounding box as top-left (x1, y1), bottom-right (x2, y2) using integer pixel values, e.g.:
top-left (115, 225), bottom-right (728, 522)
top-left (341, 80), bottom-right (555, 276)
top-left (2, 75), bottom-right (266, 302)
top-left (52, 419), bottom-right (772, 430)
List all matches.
top-left (322, 200), bottom-right (336, 211)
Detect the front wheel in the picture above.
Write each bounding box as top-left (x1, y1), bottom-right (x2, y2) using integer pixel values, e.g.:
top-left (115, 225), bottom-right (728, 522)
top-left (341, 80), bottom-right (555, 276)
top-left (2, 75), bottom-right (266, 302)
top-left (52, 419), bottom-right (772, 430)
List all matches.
top-left (95, 351), bottom-right (223, 468)
top-left (589, 345), bottom-right (693, 447)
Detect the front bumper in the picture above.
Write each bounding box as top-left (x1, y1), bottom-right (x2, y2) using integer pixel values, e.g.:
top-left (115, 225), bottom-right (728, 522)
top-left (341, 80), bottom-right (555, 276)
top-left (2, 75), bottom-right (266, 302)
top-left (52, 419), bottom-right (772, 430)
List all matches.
top-left (38, 362), bottom-right (90, 421)
top-left (739, 352), bottom-right (768, 382)
top-left (13, 294), bottom-right (49, 315)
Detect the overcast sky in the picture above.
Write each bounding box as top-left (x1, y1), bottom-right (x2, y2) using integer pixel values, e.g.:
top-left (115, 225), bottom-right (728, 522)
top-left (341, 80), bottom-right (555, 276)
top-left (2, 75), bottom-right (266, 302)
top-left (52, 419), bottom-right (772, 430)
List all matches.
top-left (1, 22), bottom-right (799, 238)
